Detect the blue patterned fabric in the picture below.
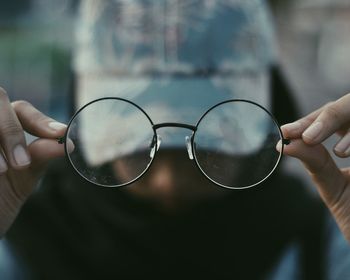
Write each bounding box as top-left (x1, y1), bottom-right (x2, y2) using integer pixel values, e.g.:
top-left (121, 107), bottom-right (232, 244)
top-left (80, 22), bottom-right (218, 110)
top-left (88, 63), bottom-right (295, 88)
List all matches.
top-left (74, 0), bottom-right (276, 76)
top-left (73, 1), bottom-right (278, 162)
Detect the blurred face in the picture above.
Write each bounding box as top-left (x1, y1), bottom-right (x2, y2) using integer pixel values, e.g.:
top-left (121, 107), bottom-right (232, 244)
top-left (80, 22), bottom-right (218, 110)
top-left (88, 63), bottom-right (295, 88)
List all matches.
top-left (114, 148), bottom-right (230, 211)
top-left (72, 0), bottom-right (277, 210)
top-left (71, 75), bottom-right (271, 211)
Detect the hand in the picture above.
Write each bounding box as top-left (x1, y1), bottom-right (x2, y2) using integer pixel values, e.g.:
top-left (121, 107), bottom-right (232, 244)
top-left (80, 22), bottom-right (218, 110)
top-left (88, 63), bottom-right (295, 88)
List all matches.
top-left (0, 87), bottom-right (69, 236)
top-left (277, 93), bottom-right (350, 241)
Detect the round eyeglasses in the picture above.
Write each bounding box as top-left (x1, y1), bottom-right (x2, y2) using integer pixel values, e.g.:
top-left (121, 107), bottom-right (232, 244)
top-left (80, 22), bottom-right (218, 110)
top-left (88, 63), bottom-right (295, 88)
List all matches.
top-left (58, 97), bottom-right (290, 189)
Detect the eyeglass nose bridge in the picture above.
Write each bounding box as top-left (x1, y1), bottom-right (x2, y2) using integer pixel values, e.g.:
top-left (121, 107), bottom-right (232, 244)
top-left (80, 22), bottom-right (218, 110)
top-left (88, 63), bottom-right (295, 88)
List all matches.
top-left (185, 136), bottom-right (194, 160)
top-left (149, 134), bottom-right (162, 158)
top-left (152, 122), bottom-right (197, 160)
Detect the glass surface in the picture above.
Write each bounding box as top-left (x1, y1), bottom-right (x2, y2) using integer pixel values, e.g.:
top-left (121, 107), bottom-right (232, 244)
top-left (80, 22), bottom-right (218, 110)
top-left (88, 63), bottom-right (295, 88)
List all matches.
top-left (64, 98), bottom-right (284, 189)
top-left (193, 100), bottom-right (282, 189)
top-left (66, 98), bottom-right (155, 187)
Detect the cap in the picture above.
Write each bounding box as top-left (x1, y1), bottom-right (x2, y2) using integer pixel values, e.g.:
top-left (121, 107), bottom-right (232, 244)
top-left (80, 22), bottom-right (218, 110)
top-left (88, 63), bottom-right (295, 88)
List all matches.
top-left (71, 0), bottom-right (278, 165)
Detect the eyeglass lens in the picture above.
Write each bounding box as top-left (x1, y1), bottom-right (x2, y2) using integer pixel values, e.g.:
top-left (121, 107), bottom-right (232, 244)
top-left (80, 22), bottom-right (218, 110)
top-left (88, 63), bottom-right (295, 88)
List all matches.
top-left (193, 100), bottom-right (282, 189)
top-left (66, 98), bottom-right (155, 187)
top-left (65, 98), bottom-right (283, 189)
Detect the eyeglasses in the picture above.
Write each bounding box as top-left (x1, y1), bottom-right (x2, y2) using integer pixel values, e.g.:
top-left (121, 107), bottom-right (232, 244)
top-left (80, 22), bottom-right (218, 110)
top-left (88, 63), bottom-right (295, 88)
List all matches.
top-left (58, 97), bottom-right (289, 189)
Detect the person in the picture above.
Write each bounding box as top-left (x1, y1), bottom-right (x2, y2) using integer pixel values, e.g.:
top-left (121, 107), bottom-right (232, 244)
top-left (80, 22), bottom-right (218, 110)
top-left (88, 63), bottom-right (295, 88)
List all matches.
top-left (1, 1), bottom-right (329, 279)
top-left (278, 93), bottom-right (350, 242)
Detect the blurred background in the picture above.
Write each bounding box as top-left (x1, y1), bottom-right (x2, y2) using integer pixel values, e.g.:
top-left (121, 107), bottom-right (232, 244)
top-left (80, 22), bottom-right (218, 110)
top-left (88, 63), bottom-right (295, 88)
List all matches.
top-left (1, 1), bottom-right (350, 278)
top-left (270, 0), bottom-right (350, 184)
top-left (1, 0), bottom-right (350, 114)
top-left (0, 0), bottom-right (349, 178)
top-left (0, 0), bottom-right (78, 122)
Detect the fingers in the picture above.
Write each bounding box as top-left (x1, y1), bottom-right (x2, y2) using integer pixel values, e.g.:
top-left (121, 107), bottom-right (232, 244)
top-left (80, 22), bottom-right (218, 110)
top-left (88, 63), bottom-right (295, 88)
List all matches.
top-left (12, 101), bottom-right (69, 165)
top-left (0, 88), bottom-right (70, 234)
top-left (278, 139), bottom-right (347, 209)
top-left (302, 94), bottom-right (350, 145)
top-left (0, 87), bottom-right (68, 173)
top-left (12, 100), bottom-right (67, 139)
top-left (280, 106), bottom-right (324, 139)
top-left (0, 88), bottom-right (31, 170)
top-left (28, 138), bottom-right (73, 174)
top-left (282, 94), bottom-right (350, 145)
top-left (334, 130), bottom-right (350, 158)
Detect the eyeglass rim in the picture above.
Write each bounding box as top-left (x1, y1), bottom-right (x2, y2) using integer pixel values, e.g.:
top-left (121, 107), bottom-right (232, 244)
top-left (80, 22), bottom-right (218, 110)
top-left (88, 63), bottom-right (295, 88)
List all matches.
top-left (62, 97), bottom-right (157, 188)
top-left (191, 99), bottom-right (285, 190)
top-left (60, 97), bottom-right (288, 189)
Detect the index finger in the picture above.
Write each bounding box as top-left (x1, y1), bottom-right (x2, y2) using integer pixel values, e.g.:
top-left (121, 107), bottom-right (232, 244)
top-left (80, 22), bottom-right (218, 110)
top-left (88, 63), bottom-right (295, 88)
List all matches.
top-left (281, 93), bottom-right (350, 143)
top-left (12, 100), bottom-right (67, 139)
top-left (301, 94), bottom-right (350, 145)
top-left (280, 106), bottom-right (325, 139)
top-left (0, 88), bottom-right (31, 170)
top-left (279, 139), bottom-right (347, 209)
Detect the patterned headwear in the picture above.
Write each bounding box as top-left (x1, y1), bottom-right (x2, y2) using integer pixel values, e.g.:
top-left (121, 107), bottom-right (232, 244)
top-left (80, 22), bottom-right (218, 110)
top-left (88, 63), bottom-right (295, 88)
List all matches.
top-left (72, 0), bottom-right (278, 164)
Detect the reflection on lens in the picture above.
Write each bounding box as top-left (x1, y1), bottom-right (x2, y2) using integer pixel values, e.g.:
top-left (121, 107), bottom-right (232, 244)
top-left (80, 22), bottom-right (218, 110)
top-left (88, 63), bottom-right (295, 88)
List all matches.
top-left (193, 100), bottom-right (282, 189)
top-left (66, 98), bottom-right (156, 187)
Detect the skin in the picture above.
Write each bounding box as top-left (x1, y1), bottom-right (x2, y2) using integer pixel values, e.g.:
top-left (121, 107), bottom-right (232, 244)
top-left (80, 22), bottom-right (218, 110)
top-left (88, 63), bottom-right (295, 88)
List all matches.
top-left (0, 86), bottom-right (228, 235)
top-left (0, 87), bottom-right (68, 236)
top-left (115, 150), bottom-right (230, 213)
top-left (2, 84), bottom-right (350, 241)
top-left (277, 93), bottom-right (350, 242)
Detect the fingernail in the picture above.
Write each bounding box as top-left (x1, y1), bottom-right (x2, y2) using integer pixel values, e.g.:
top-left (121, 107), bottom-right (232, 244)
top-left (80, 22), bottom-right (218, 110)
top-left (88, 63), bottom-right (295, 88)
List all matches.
top-left (49, 122), bottom-right (67, 131)
top-left (343, 147), bottom-right (350, 157)
top-left (275, 140), bottom-right (282, 152)
top-left (334, 134), bottom-right (350, 155)
top-left (281, 121), bottom-right (301, 132)
top-left (0, 154), bottom-right (8, 173)
top-left (66, 138), bottom-right (75, 154)
top-left (303, 121), bottom-right (323, 142)
top-left (13, 145), bottom-right (31, 167)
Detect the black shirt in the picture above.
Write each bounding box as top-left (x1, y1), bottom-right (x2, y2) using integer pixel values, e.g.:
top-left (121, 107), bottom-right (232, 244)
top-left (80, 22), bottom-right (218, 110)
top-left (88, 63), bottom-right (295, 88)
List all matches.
top-left (7, 158), bottom-right (327, 280)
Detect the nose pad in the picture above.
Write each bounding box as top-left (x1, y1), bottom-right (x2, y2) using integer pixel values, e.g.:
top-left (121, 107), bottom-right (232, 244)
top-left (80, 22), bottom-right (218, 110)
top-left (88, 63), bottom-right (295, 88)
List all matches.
top-left (185, 136), bottom-right (194, 160)
top-left (150, 135), bottom-right (162, 158)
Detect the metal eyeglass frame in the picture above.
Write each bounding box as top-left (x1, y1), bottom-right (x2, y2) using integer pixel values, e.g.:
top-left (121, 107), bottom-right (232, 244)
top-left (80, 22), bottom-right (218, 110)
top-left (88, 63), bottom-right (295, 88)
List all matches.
top-left (58, 97), bottom-right (290, 189)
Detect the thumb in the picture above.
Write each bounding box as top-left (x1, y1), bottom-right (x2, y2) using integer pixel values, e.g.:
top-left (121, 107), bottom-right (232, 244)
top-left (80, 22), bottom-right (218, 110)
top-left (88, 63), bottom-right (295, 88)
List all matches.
top-left (12, 100), bottom-right (75, 174)
top-left (28, 138), bottom-right (74, 175)
top-left (277, 139), bottom-right (347, 209)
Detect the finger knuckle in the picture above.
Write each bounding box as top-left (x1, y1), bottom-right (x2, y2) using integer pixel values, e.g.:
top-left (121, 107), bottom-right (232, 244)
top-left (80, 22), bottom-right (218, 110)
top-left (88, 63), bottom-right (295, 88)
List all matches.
top-left (324, 104), bottom-right (343, 123)
top-left (0, 87), bottom-right (9, 102)
top-left (1, 121), bottom-right (23, 138)
top-left (28, 112), bottom-right (48, 128)
top-left (12, 100), bottom-right (31, 110)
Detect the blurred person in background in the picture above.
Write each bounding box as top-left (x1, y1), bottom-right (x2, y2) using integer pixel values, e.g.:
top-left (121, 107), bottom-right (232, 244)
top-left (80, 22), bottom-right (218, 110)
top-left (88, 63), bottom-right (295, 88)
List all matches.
top-left (0, 0), bottom-right (339, 279)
